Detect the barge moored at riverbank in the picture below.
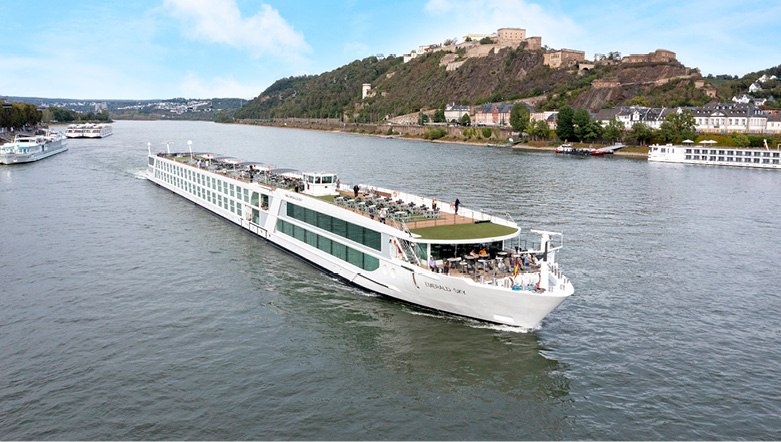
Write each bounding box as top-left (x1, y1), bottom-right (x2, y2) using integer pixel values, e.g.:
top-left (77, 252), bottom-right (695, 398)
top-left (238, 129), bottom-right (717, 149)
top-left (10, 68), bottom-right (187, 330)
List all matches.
top-left (145, 144), bottom-right (574, 327)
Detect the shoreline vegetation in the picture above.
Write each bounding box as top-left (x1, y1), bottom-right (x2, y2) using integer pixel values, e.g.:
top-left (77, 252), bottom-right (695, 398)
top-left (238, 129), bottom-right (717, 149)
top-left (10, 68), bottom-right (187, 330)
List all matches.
top-left (220, 118), bottom-right (652, 158)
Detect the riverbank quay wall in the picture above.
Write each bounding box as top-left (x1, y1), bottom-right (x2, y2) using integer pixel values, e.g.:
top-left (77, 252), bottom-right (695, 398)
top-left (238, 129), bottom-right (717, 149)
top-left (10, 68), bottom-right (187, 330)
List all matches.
top-left (235, 118), bottom-right (518, 139)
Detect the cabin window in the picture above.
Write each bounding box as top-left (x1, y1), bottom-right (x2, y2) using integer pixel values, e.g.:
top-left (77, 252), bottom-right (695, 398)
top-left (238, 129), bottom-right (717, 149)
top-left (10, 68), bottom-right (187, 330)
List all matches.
top-left (322, 176), bottom-right (333, 184)
top-left (305, 230), bottom-right (318, 247)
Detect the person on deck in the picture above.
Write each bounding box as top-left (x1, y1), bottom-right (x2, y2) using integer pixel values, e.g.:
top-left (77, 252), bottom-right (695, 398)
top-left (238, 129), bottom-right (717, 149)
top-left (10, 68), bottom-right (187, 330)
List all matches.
top-left (432, 198), bottom-right (437, 210)
top-left (429, 256), bottom-right (439, 272)
top-left (479, 247), bottom-right (488, 256)
top-left (454, 198), bottom-right (460, 214)
top-left (379, 207), bottom-right (387, 224)
top-left (353, 184), bottom-right (359, 198)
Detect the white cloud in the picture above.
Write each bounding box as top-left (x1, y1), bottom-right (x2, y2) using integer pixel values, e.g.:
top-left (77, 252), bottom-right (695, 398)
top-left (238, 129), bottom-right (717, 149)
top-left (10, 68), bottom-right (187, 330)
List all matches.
top-left (178, 71), bottom-right (265, 99)
top-left (164, 0), bottom-right (310, 57)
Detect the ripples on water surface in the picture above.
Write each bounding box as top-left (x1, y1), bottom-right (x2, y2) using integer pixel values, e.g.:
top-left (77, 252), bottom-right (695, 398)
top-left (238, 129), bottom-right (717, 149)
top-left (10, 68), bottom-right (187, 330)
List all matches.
top-left (1, 121), bottom-right (779, 439)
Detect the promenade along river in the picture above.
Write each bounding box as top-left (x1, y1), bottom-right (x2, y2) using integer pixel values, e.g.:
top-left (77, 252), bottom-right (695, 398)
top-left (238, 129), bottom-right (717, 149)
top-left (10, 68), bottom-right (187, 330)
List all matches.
top-left (1, 120), bottom-right (779, 439)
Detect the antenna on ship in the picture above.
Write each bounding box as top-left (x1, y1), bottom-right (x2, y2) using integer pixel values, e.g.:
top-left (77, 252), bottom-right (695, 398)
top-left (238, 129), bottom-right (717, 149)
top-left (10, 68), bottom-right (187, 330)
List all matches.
top-left (147, 142), bottom-right (151, 156)
top-left (188, 140), bottom-right (193, 158)
top-left (166, 142), bottom-right (171, 154)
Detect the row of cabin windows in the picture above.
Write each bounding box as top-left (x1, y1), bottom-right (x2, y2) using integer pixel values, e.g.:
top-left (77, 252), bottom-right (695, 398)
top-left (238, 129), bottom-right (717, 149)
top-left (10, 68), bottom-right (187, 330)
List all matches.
top-left (276, 219), bottom-right (380, 271)
top-left (684, 155), bottom-right (779, 164)
top-left (161, 160), bottom-right (254, 203)
top-left (155, 166), bottom-right (245, 216)
top-left (685, 149), bottom-right (780, 157)
top-left (285, 202), bottom-right (382, 251)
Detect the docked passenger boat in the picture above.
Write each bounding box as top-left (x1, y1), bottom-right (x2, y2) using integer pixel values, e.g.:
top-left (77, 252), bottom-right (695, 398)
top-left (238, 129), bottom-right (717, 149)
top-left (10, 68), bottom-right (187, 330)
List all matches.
top-left (0, 131), bottom-right (68, 164)
top-left (145, 144), bottom-right (574, 328)
top-left (65, 123), bottom-right (112, 138)
top-left (648, 139), bottom-right (781, 169)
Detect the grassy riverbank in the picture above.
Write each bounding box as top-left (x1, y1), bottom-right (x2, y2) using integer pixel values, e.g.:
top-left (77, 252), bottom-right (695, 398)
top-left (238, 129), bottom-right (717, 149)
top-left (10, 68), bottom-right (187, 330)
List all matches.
top-left (232, 119), bottom-right (651, 157)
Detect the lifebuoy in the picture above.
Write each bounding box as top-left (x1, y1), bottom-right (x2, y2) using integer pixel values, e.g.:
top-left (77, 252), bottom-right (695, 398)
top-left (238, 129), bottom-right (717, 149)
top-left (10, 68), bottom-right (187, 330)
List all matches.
top-left (392, 239), bottom-right (402, 254)
top-left (450, 202), bottom-right (455, 210)
top-left (392, 190), bottom-right (398, 198)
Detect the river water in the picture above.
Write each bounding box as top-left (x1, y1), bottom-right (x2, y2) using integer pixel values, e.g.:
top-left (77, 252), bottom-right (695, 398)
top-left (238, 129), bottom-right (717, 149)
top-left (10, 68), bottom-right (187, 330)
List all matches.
top-left (1, 121), bottom-right (779, 440)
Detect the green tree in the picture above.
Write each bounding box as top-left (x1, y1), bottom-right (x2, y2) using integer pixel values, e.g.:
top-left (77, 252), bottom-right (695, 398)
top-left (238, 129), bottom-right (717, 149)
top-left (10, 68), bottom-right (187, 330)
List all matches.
top-left (629, 95), bottom-right (650, 107)
top-left (732, 133), bottom-right (750, 147)
top-left (572, 109), bottom-right (591, 141)
top-left (433, 108), bottom-right (446, 123)
top-left (628, 122), bottom-right (653, 145)
top-left (214, 111), bottom-right (234, 123)
top-left (481, 127), bottom-right (492, 138)
top-left (510, 103), bottom-right (530, 132)
top-left (458, 113), bottom-right (471, 126)
top-left (532, 120), bottom-right (549, 140)
top-left (659, 110), bottom-right (696, 143)
top-left (417, 112), bottom-right (430, 125)
top-left (556, 105), bottom-right (575, 141)
top-left (604, 117), bottom-right (624, 142)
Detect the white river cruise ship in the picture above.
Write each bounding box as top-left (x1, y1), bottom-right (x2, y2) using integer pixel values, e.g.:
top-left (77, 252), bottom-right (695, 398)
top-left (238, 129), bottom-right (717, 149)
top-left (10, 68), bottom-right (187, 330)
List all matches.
top-left (65, 123), bottom-right (113, 138)
top-left (648, 140), bottom-right (781, 169)
top-left (145, 144), bottom-right (574, 328)
top-left (0, 131), bottom-right (68, 164)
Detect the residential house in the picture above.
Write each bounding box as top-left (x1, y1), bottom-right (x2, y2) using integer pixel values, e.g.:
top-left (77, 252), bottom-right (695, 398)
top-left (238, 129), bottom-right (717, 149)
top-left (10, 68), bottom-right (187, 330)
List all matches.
top-left (690, 103), bottom-right (768, 134)
top-left (732, 94), bottom-right (753, 104)
top-left (596, 106), bottom-right (676, 130)
top-left (474, 103), bottom-right (514, 125)
top-left (531, 111), bottom-right (558, 129)
top-left (766, 114), bottom-right (781, 134)
top-left (444, 103), bottom-right (471, 122)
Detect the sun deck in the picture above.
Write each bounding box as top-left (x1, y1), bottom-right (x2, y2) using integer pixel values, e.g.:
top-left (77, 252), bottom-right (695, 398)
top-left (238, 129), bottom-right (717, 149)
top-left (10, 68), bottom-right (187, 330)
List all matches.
top-left (165, 152), bottom-right (520, 243)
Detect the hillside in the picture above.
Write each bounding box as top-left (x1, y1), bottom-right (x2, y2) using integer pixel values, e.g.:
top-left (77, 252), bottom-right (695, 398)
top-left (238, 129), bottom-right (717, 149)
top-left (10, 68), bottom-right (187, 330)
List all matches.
top-left (235, 45), bottom-right (745, 121)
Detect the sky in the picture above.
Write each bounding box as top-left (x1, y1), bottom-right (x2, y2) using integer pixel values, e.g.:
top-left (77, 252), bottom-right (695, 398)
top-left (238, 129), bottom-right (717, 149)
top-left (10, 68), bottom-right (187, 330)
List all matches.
top-left (1, 0), bottom-right (779, 100)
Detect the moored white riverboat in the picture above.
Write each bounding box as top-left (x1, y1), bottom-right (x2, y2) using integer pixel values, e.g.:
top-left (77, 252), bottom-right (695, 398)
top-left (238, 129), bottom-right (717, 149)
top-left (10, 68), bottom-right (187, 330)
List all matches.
top-left (145, 144), bottom-right (574, 328)
top-left (648, 140), bottom-right (781, 169)
top-left (65, 123), bottom-right (112, 138)
top-left (0, 131), bottom-right (68, 164)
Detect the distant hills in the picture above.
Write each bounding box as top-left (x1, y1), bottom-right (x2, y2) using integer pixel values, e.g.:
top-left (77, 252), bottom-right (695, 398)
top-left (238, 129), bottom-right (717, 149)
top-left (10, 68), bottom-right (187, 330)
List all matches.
top-left (234, 44), bottom-right (781, 122)
top-left (3, 96), bottom-right (247, 121)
